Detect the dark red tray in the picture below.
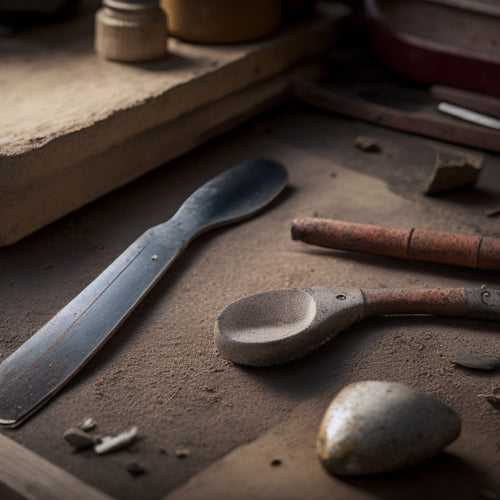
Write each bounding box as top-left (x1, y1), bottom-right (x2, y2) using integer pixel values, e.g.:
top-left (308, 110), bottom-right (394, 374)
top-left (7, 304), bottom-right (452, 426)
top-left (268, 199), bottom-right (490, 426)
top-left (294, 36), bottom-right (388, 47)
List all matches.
top-left (365, 0), bottom-right (500, 97)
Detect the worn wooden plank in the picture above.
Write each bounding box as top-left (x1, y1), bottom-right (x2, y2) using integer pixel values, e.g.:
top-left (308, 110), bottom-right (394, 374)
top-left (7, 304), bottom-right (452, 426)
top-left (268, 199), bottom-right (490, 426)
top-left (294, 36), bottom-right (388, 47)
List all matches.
top-left (0, 1), bottom-right (349, 246)
top-left (292, 79), bottom-right (500, 154)
top-left (0, 433), bottom-right (114, 500)
top-left (1, 60), bottom-right (323, 247)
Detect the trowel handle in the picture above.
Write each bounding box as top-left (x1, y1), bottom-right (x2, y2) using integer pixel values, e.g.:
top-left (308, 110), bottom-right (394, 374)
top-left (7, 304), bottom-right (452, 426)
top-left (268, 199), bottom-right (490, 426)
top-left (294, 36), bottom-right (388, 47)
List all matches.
top-left (291, 218), bottom-right (500, 271)
top-left (362, 287), bottom-right (500, 321)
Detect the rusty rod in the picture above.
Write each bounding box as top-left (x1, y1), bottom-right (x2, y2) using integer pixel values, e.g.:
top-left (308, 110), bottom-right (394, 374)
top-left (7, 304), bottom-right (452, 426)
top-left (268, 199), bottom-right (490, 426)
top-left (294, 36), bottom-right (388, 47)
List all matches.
top-left (291, 217), bottom-right (500, 271)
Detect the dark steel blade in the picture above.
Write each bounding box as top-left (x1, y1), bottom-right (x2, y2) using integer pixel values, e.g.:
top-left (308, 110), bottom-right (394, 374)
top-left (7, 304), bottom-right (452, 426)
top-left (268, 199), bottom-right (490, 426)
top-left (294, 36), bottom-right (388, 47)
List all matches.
top-left (0, 158), bottom-right (287, 426)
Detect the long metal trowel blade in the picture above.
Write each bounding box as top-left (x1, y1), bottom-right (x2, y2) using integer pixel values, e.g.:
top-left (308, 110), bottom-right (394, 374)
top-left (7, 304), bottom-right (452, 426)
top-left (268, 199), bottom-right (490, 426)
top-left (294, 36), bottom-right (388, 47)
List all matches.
top-left (0, 158), bottom-right (288, 426)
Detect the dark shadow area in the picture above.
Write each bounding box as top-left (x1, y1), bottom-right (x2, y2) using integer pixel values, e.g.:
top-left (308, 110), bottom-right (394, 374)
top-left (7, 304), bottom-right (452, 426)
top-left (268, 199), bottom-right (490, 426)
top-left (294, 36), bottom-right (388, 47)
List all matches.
top-left (425, 185), bottom-right (500, 208)
top-left (231, 313), bottom-right (500, 400)
top-left (0, 0), bottom-right (82, 31)
top-left (132, 53), bottom-right (208, 73)
top-left (0, 0), bottom-right (96, 55)
top-left (0, 482), bottom-right (25, 500)
top-left (340, 452), bottom-right (495, 500)
top-left (293, 245), bottom-right (500, 287)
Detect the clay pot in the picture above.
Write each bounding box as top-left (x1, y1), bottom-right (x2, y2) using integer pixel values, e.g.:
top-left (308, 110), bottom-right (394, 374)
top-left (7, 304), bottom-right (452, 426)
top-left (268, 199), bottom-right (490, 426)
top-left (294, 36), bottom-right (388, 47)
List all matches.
top-left (160, 0), bottom-right (283, 44)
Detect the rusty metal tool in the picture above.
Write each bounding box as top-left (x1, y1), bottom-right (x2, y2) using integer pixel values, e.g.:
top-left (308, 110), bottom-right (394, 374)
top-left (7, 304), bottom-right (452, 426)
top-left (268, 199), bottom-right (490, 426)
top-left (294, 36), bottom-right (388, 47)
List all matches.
top-left (291, 218), bottom-right (500, 271)
top-left (215, 286), bottom-right (500, 366)
top-left (0, 158), bottom-right (288, 426)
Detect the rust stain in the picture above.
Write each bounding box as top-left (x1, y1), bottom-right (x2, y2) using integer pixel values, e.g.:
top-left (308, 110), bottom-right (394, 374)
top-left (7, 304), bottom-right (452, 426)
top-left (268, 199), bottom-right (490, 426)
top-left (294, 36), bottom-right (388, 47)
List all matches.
top-left (291, 217), bottom-right (500, 271)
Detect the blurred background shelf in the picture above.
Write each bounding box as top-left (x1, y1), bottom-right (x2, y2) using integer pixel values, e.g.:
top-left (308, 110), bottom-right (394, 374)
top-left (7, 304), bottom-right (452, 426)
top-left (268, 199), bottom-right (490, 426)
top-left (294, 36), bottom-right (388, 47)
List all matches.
top-left (0, 0), bottom-right (348, 246)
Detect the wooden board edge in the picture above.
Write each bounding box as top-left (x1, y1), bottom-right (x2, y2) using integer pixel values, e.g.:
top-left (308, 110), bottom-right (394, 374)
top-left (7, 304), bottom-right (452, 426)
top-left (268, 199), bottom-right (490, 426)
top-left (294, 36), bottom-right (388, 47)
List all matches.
top-left (0, 433), bottom-right (114, 500)
top-left (291, 79), bottom-right (500, 153)
top-left (0, 61), bottom-right (324, 246)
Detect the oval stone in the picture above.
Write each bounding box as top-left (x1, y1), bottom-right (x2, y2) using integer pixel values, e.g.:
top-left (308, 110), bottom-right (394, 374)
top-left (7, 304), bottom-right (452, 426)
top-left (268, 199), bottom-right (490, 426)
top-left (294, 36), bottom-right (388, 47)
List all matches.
top-left (317, 380), bottom-right (461, 475)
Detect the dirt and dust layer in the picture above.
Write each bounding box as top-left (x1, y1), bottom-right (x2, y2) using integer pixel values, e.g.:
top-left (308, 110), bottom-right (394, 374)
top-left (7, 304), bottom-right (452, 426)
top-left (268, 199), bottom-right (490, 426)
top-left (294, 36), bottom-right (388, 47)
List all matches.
top-left (0, 104), bottom-right (499, 499)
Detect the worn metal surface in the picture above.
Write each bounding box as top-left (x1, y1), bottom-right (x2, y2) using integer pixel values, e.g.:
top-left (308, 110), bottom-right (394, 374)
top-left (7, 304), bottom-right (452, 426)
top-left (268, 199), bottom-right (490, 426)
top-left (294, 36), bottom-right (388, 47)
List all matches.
top-left (0, 159), bottom-right (287, 427)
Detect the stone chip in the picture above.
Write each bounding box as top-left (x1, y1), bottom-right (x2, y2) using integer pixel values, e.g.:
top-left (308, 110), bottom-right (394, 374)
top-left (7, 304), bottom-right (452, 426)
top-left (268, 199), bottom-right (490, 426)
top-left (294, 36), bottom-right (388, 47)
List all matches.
top-left (317, 380), bottom-right (461, 475)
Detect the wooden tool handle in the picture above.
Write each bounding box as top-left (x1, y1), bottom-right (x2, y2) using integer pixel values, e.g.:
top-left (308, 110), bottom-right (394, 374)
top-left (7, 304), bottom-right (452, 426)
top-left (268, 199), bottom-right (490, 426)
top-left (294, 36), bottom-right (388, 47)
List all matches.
top-left (291, 217), bottom-right (500, 271)
top-left (362, 287), bottom-right (500, 320)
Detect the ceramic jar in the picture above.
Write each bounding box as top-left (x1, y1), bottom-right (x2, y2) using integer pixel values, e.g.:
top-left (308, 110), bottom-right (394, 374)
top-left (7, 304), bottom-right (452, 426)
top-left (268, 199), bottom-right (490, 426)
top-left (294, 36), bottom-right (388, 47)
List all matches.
top-left (160, 0), bottom-right (283, 43)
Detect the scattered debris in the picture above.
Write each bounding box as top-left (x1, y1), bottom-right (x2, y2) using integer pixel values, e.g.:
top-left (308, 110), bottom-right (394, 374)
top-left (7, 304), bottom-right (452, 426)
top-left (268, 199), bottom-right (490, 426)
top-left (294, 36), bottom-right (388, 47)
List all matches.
top-left (437, 102), bottom-right (500, 131)
top-left (126, 461), bottom-right (147, 476)
top-left (485, 206), bottom-right (500, 218)
top-left (354, 136), bottom-right (381, 152)
top-left (425, 150), bottom-right (483, 194)
top-left (454, 353), bottom-right (500, 371)
top-left (479, 388), bottom-right (500, 411)
top-left (94, 426), bottom-right (138, 455)
top-left (317, 381), bottom-right (461, 475)
top-left (79, 417), bottom-right (97, 432)
top-left (485, 395), bottom-right (500, 411)
top-left (175, 448), bottom-right (190, 459)
top-left (63, 427), bottom-right (97, 450)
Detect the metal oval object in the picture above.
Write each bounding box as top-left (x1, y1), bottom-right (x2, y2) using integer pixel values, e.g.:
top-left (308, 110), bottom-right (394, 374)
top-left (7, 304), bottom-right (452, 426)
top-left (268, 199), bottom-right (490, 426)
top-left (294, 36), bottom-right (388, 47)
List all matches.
top-left (317, 381), bottom-right (461, 475)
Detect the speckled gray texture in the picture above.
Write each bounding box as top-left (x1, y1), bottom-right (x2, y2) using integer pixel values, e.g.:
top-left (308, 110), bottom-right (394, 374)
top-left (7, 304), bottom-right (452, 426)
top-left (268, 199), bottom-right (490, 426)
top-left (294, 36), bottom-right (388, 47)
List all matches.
top-left (317, 381), bottom-right (461, 475)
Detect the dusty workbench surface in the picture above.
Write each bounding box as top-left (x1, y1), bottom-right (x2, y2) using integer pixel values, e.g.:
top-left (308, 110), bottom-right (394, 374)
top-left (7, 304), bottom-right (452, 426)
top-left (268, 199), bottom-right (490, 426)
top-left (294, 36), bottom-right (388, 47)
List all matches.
top-left (0, 0), bottom-right (346, 246)
top-left (1, 100), bottom-right (500, 499)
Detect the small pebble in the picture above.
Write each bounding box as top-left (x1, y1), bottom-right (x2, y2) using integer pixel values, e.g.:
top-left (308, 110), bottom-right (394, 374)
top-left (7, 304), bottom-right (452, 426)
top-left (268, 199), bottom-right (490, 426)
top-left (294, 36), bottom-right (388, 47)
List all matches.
top-left (126, 462), bottom-right (147, 476)
top-left (454, 353), bottom-right (500, 371)
top-left (175, 448), bottom-right (190, 459)
top-left (486, 395), bottom-right (500, 411)
top-left (485, 207), bottom-right (500, 218)
top-left (425, 150), bottom-right (482, 194)
top-left (317, 381), bottom-right (461, 475)
top-left (79, 417), bottom-right (97, 431)
top-left (94, 426), bottom-right (138, 455)
top-left (354, 136), bottom-right (381, 152)
top-left (63, 427), bottom-right (96, 450)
